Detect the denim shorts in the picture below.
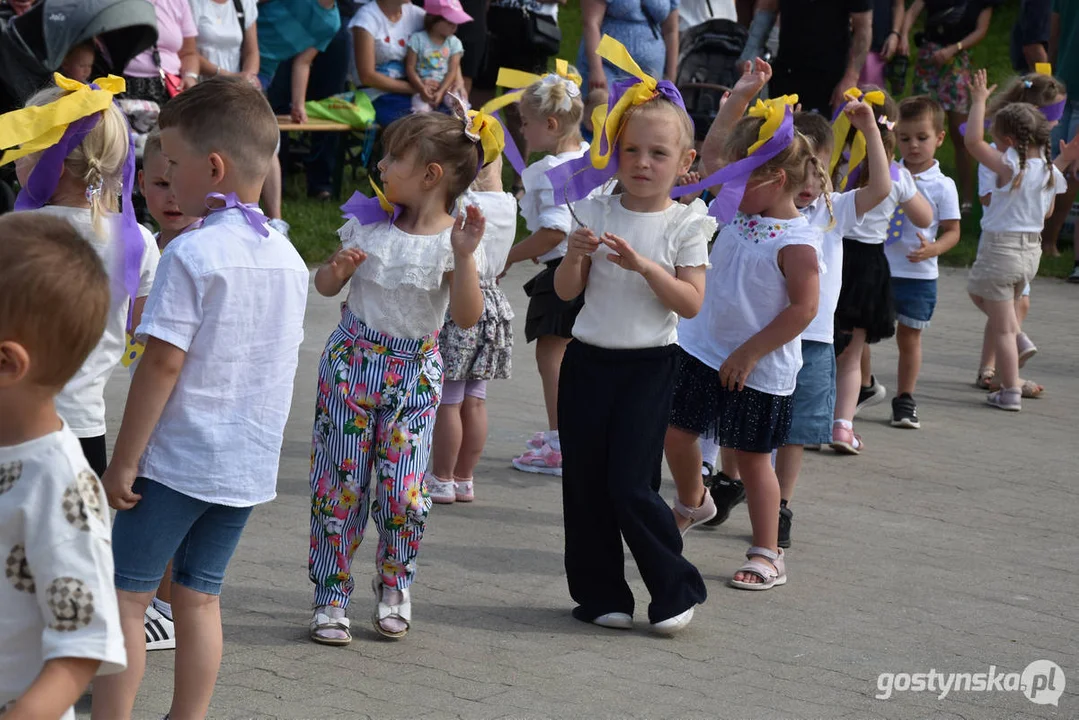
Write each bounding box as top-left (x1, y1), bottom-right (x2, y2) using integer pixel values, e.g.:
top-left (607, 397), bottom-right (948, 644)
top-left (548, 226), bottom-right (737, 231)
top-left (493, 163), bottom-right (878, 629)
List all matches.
top-left (112, 478), bottom-right (253, 595)
top-left (892, 277), bottom-right (938, 329)
top-left (786, 340), bottom-right (836, 446)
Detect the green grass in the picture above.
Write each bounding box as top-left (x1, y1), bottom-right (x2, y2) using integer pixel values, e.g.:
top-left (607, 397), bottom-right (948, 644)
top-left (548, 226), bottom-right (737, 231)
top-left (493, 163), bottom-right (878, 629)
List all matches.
top-left (282, 0), bottom-right (1077, 276)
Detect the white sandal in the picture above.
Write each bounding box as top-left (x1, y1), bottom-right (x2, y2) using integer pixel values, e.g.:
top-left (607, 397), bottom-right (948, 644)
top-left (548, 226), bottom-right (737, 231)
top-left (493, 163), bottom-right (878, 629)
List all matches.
top-left (674, 491), bottom-right (718, 536)
top-left (309, 606), bottom-right (351, 646)
top-left (729, 546), bottom-right (787, 591)
top-left (371, 576), bottom-right (411, 639)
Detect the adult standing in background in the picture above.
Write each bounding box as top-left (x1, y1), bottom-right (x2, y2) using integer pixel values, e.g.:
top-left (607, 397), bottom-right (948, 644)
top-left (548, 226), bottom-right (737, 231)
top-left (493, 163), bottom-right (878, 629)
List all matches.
top-left (123, 0), bottom-right (200, 105)
top-left (861, 0), bottom-right (904, 87)
top-left (578, 0), bottom-right (679, 90)
top-left (1011, 0), bottom-right (1050, 74)
top-left (351, 0), bottom-right (426, 126)
top-left (901, 0), bottom-right (1001, 212)
top-left (456, 0), bottom-right (486, 94)
top-left (189, 0), bottom-right (260, 83)
top-left (1047, 0), bottom-right (1079, 269)
top-left (739, 0), bottom-right (872, 116)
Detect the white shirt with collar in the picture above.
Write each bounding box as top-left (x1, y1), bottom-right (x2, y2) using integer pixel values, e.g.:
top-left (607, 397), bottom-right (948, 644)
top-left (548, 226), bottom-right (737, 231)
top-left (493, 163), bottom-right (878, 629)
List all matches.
top-left (886, 159), bottom-right (961, 280)
top-left (801, 190), bottom-right (864, 343)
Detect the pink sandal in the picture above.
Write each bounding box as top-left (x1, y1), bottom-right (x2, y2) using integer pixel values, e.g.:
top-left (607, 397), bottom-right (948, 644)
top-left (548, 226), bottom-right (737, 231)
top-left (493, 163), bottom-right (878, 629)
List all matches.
top-left (729, 546), bottom-right (787, 591)
top-left (830, 424), bottom-right (864, 455)
top-left (673, 491), bottom-right (717, 536)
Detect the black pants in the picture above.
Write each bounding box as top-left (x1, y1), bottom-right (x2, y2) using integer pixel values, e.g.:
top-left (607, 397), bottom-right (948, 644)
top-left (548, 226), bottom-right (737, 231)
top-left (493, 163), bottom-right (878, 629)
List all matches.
top-left (770, 65), bottom-right (841, 116)
top-left (79, 435), bottom-right (107, 477)
top-left (558, 341), bottom-right (707, 624)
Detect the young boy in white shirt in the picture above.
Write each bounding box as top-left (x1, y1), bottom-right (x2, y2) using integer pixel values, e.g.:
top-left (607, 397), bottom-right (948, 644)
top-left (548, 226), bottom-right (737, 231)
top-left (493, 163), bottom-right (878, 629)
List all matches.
top-left (92, 77), bottom-right (309, 720)
top-left (879, 95), bottom-right (961, 428)
top-left (0, 213), bottom-right (126, 719)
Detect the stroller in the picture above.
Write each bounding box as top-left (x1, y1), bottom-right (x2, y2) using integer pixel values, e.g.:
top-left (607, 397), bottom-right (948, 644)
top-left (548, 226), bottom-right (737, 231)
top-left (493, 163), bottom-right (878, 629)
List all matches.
top-left (0, 0), bottom-right (158, 212)
top-left (676, 17), bottom-right (755, 143)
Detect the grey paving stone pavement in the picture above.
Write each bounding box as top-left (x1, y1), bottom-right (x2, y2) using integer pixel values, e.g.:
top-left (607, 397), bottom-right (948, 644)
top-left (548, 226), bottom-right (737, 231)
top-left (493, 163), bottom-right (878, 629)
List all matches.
top-left (84, 266), bottom-right (1078, 720)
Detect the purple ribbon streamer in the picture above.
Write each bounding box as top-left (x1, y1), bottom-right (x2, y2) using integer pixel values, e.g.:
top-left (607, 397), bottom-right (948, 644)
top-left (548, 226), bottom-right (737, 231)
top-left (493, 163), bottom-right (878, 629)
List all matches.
top-left (494, 111), bottom-right (527, 175)
top-left (15, 114), bottom-right (100, 210)
top-left (340, 190), bottom-right (402, 226)
top-left (205, 192), bottom-right (270, 237)
top-left (117, 120), bottom-right (144, 331)
top-left (545, 78), bottom-right (689, 206)
top-left (845, 159), bottom-right (901, 192)
top-left (1040, 97), bottom-right (1067, 123)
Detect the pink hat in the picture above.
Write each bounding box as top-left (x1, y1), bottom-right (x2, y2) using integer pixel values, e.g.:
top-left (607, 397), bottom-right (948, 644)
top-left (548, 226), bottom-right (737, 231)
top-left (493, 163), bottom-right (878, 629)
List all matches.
top-left (425, 0), bottom-right (473, 24)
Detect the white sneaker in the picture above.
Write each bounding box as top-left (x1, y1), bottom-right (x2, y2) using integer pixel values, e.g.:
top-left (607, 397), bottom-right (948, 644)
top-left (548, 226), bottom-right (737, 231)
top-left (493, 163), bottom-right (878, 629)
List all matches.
top-left (426, 474), bottom-right (455, 504)
top-left (593, 612), bottom-right (633, 629)
top-left (650, 606), bottom-right (694, 635)
top-left (145, 605), bottom-right (176, 651)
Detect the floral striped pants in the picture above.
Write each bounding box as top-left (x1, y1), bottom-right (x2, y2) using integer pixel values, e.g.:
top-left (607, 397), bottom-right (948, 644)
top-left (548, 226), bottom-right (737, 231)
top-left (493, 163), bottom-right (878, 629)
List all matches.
top-left (309, 306), bottom-right (442, 608)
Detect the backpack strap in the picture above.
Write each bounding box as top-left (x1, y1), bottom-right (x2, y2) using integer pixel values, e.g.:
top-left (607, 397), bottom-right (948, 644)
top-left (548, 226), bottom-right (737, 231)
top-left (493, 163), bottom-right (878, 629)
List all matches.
top-left (232, 0), bottom-right (246, 57)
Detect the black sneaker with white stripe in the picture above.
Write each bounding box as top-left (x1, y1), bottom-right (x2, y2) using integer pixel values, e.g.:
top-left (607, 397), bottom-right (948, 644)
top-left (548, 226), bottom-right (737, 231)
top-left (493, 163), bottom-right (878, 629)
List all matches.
top-left (890, 393), bottom-right (920, 429)
top-left (145, 605), bottom-right (176, 651)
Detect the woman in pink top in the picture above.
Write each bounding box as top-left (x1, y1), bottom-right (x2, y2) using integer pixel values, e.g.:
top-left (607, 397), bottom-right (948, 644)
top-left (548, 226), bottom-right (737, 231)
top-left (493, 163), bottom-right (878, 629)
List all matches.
top-left (123, 0), bottom-right (200, 104)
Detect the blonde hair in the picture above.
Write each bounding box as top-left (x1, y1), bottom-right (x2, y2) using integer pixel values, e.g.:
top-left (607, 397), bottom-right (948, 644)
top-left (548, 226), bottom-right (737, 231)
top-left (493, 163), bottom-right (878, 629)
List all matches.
top-left (623, 96), bottom-right (695, 150)
top-left (26, 84), bottom-right (129, 233)
top-left (143, 129), bottom-right (163, 166)
top-left (521, 72), bottom-right (584, 141)
top-left (0, 213), bottom-right (110, 388)
top-left (988, 73), bottom-right (1067, 119)
top-left (991, 102), bottom-right (1055, 190)
top-left (725, 115), bottom-right (834, 227)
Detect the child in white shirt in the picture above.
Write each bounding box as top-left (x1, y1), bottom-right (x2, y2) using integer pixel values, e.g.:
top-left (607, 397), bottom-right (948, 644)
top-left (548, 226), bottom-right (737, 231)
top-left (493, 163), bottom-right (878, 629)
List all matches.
top-left (404, 0), bottom-right (471, 112)
top-left (0, 213), bottom-right (126, 719)
top-left (92, 78), bottom-right (309, 719)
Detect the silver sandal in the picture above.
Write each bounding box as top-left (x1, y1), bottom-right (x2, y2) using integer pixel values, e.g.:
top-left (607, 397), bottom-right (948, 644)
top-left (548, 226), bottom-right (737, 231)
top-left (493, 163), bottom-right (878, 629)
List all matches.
top-left (729, 546), bottom-right (787, 591)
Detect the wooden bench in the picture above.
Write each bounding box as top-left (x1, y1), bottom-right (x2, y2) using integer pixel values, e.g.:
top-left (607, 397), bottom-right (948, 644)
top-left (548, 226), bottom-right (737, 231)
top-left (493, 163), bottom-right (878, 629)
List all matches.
top-left (276, 116), bottom-right (378, 200)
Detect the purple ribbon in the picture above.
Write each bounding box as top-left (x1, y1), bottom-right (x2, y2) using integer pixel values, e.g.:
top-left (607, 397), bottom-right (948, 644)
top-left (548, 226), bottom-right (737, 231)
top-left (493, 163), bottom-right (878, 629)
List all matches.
top-left (340, 190), bottom-right (401, 226)
top-left (668, 106), bottom-right (796, 222)
top-left (844, 159), bottom-right (901, 193)
top-left (15, 114), bottom-right (100, 210)
top-left (545, 78), bottom-right (689, 206)
top-left (205, 192), bottom-right (270, 237)
top-left (116, 121), bottom-right (144, 331)
top-left (1041, 97), bottom-right (1067, 123)
top-left (495, 111), bottom-right (527, 175)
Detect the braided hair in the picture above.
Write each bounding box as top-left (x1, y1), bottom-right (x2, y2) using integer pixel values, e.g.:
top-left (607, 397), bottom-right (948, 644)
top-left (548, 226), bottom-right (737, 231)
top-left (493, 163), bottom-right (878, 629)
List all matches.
top-left (991, 102), bottom-right (1053, 191)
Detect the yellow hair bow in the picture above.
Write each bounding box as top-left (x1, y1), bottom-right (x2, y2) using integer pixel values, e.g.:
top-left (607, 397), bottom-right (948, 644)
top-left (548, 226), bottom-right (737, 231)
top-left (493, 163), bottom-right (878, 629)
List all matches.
top-left (830, 86), bottom-right (887, 191)
top-left (0, 73), bottom-right (125, 166)
top-left (746, 95), bottom-right (799, 154)
top-left (465, 109), bottom-right (506, 166)
top-left (1035, 62), bottom-right (1053, 76)
top-left (484, 59), bottom-right (582, 114)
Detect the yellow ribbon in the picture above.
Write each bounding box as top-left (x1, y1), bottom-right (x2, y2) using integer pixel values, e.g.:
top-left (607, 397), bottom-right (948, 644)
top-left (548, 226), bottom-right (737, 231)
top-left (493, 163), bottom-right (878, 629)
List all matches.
top-left (484, 59), bottom-right (583, 114)
top-left (0, 73), bottom-right (126, 166)
top-left (829, 86), bottom-right (886, 191)
top-left (466, 109), bottom-right (506, 165)
top-left (1035, 62), bottom-right (1053, 76)
top-left (371, 180), bottom-right (394, 215)
top-left (745, 95), bottom-right (799, 154)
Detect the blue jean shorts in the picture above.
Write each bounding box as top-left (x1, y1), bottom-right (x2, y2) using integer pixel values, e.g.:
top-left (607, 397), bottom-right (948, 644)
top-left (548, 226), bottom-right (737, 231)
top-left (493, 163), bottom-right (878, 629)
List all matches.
top-left (112, 478), bottom-right (253, 595)
top-left (892, 277), bottom-right (938, 329)
top-left (786, 340), bottom-right (836, 446)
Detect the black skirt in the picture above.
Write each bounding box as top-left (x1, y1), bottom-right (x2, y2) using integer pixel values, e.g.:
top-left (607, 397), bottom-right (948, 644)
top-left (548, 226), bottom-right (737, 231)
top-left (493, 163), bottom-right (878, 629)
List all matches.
top-left (523, 258), bottom-right (584, 343)
top-left (834, 239), bottom-right (896, 346)
top-left (669, 348), bottom-right (793, 454)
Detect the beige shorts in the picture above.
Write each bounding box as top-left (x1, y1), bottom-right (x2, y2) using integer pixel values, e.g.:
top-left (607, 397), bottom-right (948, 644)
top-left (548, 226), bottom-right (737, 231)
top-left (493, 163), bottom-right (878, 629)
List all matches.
top-left (967, 231), bottom-right (1042, 302)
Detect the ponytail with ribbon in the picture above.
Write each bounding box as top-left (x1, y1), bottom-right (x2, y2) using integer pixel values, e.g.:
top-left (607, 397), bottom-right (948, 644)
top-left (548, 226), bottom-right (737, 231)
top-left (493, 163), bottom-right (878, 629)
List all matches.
top-left (829, 87), bottom-right (887, 191)
top-left (484, 59), bottom-right (583, 115)
top-left (0, 73), bottom-right (145, 332)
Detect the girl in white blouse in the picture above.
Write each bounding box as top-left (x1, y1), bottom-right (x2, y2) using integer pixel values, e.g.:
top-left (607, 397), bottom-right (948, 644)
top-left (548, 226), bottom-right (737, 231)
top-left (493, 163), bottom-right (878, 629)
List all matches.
top-left (553, 95), bottom-right (714, 635)
top-left (306, 112), bottom-right (485, 645)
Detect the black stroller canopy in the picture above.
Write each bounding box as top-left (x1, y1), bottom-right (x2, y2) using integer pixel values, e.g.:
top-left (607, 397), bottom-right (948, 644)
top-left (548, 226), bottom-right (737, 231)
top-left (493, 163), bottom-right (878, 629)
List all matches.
top-left (0, 0), bottom-right (158, 111)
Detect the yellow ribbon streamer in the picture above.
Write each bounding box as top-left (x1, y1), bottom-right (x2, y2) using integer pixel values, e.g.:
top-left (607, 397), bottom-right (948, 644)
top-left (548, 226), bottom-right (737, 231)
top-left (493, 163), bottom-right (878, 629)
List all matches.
top-left (0, 73), bottom-right (126, 166)
top-left (484, 59), bottom-right (583, 114)
top-left (1035, 62), bottom-right (1053, 76)
top-left (745, 95), bottom-right (799, 154)
top-left (829, 86), bottom-right (886, 191)
top-left (466, 109), bottom-right (506, 165)
top-left (371, 180), bottom-right (394, 215)
top-left (589, 35), bottom-right (667, 170)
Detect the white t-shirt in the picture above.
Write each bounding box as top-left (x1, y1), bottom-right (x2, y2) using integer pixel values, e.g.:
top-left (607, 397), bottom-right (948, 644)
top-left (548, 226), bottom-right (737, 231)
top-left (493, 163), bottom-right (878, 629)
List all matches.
top-left (519, 142), bottom-right (590, 263)
top-left (679, 213), bottom-right (823, 396)
top-left (136, 209), bottom-right (309, 506)
top-left (0, 423), bottom-right (126, 718)
top-left (569, 195), bottom-right (714, 349)
top-left (350, 2), bottom-right (425, 102)
top-left (462, 190), bottom-right (517, 281)
top-left (340, 217), bottom-right (486, 339)
top-left (27, 206), bottom-right (160, 438)
top-left (977, 142), bottom-right (999, 199)
top-left (979, 147), bottom-right (1068, 233)
top-left (678, 0), bottom-right (736, 31)
top-left (886, 160), bottom-right (961, 280)
top-left (190, 0), bottom-right (258, 74)
top-left (844, 166), bottom-right (918, 244)
top-left (801, 190), bottom-right (863, 343)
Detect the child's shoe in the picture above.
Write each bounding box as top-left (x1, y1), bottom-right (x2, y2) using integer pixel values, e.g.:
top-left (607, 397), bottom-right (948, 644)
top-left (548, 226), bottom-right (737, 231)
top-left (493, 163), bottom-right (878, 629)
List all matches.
top-left (526, 431), bottom-right (548, 450)
top-left (144, 605), bottom-right (176, 651)
top-left (987, 387), bottom-right (1022, 412)
top-left (1017, 332), bottom-right (1037, 368)
top-left (855, 375), bottom-right (887, 415)
top-left (650, 606), bottom-right (694, 635)
top-left (830, 423), bottom-right (864, 455)
top-left (426, 474), bottom-right (456, 504)
top-left (778, 502), bottom-right (793, 549)
top-left (454, 479), bottom-right (474, 502)
top-left (703, 471), bottom-right (745, 527)
top-left (512, 443), bottom-right (562, 476)
top-left (890, 393), bottom-right (920, 429)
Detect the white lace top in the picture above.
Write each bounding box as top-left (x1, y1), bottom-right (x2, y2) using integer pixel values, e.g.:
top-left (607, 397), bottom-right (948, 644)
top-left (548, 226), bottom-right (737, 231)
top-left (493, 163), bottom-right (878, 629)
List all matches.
top-left (339, 218), bottom-right (483, 339)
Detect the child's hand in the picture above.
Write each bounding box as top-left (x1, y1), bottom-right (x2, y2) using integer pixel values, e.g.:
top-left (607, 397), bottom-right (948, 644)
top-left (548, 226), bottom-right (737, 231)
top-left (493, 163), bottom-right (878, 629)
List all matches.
top-left (1057, 133), bottom-right (1079, 170)
top-left (718, 345), bottom-right (760, 391)
top-left (101, 463), bottom-right (141, 511)
top-left (732, 57), bottom-right (772, 99)
top-left (601, 232), bottom-right (652, 275)
top-left (567, 227), bottom-right (600, 258)
top-left (969, 69), bottom-right (996, 104)
top-left (845, 99), bottom-right (878, 133)
top-left (677, 171), bottom-right (703, 204)
top-left (291, 104), bottom-right (308, 124)
top-left (327, 247), bottom-right (368, 283)
top-left (451, 204), bottom-right (486, 256)
top-left (906, 232), bottom-right (935, 263)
